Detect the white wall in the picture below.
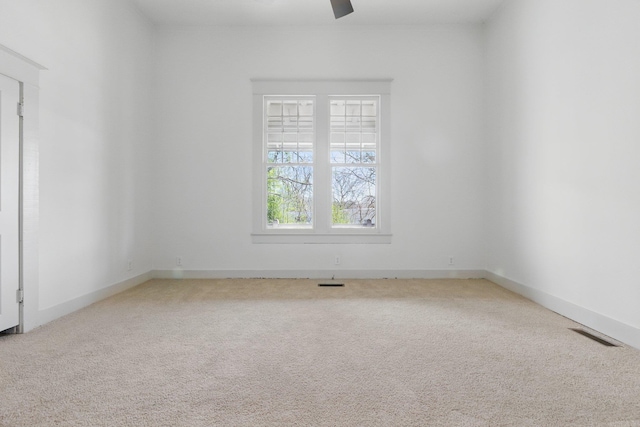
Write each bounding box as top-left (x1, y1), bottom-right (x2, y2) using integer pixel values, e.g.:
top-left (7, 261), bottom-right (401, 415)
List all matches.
top-left (2, 0), bottom-right (638, 347)
top-left (151, 25), bottom-right (486, 276)
top-left (0, 0), bottom-right (154, 323)
top-left (485, 0), bottom-right (640, 343)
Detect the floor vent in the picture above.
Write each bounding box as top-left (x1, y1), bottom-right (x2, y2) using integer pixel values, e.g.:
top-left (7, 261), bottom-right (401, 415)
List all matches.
top-left (318, 283), bottom-right (344, 287)
top-left (570, 328), bottom-right (619, 347)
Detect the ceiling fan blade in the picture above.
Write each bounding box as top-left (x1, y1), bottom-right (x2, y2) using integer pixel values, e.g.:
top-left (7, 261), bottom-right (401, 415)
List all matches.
top-left (330, 0), bottom-right (354, 19)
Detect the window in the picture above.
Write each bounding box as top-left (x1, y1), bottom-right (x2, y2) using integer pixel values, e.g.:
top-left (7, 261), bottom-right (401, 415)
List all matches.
top-left (252, 80), bottom-right (392, 244)
top-left (265, 97), bottom-right (315, 228)
top-left (330, 97), bottom-right (378, 228)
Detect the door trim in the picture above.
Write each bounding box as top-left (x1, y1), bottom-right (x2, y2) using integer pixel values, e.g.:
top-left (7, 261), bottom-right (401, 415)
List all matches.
top-left (0, 43), bottom-right (45, 332)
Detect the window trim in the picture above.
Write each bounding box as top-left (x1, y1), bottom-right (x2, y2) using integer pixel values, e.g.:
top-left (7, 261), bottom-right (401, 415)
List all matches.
top-left (251, 79), bottom-right (392, 244)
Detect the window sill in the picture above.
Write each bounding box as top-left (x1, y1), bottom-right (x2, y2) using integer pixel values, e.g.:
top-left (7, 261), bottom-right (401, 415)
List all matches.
top-left (251, 232), bottom-right (392, 244)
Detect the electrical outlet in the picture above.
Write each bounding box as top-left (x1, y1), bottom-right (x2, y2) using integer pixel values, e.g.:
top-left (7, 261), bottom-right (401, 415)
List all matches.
top-left (177, 257), bottom-right (182, 266)
top-left (127, 260), bottom-right (133, 271)
top-left (449, 256), bottom-right (455, 266)
top-left (335, 256), bottom-right (341, 265)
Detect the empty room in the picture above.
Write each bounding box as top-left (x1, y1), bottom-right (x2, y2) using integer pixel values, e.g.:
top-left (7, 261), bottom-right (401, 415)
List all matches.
top-left (1, 0), bottom-right (639, 425)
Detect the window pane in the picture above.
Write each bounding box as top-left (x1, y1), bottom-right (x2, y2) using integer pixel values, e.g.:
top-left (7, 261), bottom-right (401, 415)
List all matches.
top-left (282, 151), bottom-right (297, 162)
top-left (267, 117), bottom-right (283, 132)
top-left (298, 116), bottom-right (313, 130)
top-left (330, 97), bottom-right (379, 167)
top-left (283, 116), bottom-right (298, 131)
top-left (346, 116), bottom-right (361, 131)
top-left (362, 133), bottom-right (376, 148)
top-left (267, 166), bottom-right (313, 227)
top-left (362, 100), bottom-right (377, 117)
top-left (362, 117), bottom-right (376, 131)
top-left (330, 100), bottom-right (345, 116)
top-left (283, 133), bottom-right (297, 143)
top-left (267, 133), bottom-right (283, 143)
top-left (267, 101), bottom-right (282, 116)
top-left (346, 100), bottom-right (361, 116)
top-left (268, 150), bottom-right (281, 163)
top-left (362, 151), bottom-right (376, 163)
top-left (332, 167), bottom-right (376, 227)
top-left (282, 101), bottom-right (298, 116)
top-left (346, 133), bottom-right (360, 149)
top-left (297, 150), bottom-right (313, 163)
top-left (298, 101), bottom-right (313, 116)
top-left (331, 151), bottom-right (346, 163)
top-left (330, 132), bottom-right (345, 145)
top-left (345, 151), bottom-right (361, 163)
top-left (330, 116), bottom-right (346, 132)
top-left (265, 97), bottom-right (314, 165)
top-left (299, 133), bottom-right (313, 143)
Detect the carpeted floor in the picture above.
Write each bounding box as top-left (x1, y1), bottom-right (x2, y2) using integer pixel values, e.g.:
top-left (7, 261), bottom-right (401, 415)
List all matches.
top-left (1, 279), bottom-right (639, 426)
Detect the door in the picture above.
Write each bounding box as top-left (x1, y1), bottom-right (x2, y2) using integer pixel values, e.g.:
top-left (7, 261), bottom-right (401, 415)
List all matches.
top-left (0, 73), bottom-right (20, 332)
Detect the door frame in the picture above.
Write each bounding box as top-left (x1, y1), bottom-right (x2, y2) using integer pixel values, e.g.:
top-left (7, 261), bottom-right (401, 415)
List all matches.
top-left (0, 44), bottom-right (45, 333)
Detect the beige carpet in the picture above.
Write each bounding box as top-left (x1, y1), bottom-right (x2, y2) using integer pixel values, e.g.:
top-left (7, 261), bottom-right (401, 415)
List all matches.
top-left (1, 279), bottom-right (640, 426)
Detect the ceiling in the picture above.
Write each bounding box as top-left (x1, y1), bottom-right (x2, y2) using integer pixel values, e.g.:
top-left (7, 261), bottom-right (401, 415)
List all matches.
top-left (131, 0), bottom-right (507, 26)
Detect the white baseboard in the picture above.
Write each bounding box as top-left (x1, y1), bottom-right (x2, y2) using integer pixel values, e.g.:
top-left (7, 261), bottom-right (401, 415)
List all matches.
top-left (485, 271), bottom-right (640, 350)
top-left (151, 269), bottom-right (487, 280)
top-left (34, 272), bottom-right (152, 331)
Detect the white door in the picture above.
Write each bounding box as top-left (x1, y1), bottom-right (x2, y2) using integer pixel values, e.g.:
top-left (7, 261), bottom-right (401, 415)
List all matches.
top-left (0, 73), bottom-right (20, 332)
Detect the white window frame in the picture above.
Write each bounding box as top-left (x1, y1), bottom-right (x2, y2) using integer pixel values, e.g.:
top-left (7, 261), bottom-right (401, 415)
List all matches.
top-left (252, 80), bottom-right (392, 244)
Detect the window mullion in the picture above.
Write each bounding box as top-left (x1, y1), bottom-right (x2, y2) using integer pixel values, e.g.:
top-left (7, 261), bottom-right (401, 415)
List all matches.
top-left (315, 95), bottom-right (330, 233)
